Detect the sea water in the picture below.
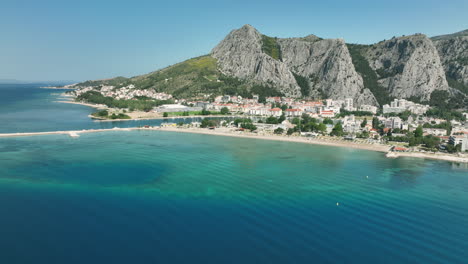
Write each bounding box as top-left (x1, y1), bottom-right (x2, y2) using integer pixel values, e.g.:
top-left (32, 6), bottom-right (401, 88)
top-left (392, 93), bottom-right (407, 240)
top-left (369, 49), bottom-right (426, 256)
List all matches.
top-left (0, 130), bottom-right (467, 263)
top-left (1, 84), bottom-right (468, 263)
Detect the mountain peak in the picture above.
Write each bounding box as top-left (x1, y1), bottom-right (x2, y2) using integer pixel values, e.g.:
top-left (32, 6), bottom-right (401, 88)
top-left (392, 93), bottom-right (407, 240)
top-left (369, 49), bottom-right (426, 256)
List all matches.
top-left (240, 24), bottom-right (256, 30)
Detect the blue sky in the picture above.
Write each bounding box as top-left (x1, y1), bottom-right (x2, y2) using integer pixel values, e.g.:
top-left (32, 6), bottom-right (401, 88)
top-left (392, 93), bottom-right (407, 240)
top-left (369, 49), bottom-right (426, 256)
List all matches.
top-left (2, 0), bottom-right (467, 82)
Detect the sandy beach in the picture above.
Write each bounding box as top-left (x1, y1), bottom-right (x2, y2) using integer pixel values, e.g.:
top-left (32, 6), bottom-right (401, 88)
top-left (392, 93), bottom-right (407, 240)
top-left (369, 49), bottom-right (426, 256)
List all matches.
top-left (158, 127), bottom-right (392, 153)
top-left (1, 126), bottom-right (467, 163)
top-left (55, 100), bottom-right (107, 109)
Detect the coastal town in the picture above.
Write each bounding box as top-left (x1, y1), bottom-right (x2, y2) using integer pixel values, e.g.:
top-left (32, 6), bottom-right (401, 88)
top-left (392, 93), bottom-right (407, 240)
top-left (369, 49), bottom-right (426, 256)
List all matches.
top-left (67, 85), bottom-right (468, 159)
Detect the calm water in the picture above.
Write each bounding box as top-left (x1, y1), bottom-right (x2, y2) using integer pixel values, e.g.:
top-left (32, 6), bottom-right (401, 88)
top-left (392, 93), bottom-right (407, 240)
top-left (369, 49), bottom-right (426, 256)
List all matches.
top-left (1, 85), bottom-right (468, 263)
top-left (0, 84), bottom-right (206, 133)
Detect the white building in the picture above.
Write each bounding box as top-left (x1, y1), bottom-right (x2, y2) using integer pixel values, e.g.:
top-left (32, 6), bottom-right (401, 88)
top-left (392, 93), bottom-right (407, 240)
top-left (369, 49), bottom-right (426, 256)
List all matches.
top-left (449, 135), bottom-right (468, 151)
top-left (383, 99), bottom-right (429, 114)
top-left (285, 109), bottom-right (303, 117)
top-left (385, 117), bottom-right (402, 129)
top-left (359, 105), bottom-right (378, 114)
top-left (423, 128), bottom-right (447, 136)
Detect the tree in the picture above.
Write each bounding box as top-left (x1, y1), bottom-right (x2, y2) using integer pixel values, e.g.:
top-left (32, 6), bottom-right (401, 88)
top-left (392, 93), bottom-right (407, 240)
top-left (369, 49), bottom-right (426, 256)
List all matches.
top-left (163, 112), bottom-right (168, 117)
top-left (220, 107), bottom-right (229, 115)
top-left (414, 125), bottom-right (423, 138)
top-left (322, 118), bottom-right (333, 125)
top-left (287, 128), bottom-right (295, 135)
top-left (372, 117), bottom-right (379, 129)
top-left (330, 122), bottom-right (344, 137)
top-left (274, 127), bottom-right (284, 134)
top-left (316, 123), bottom-right (327, 134)
top-left (278, 113), bottom-right (286, 123)
top-left (423, 135), bottom-right (440, 149)
top-left (258, 95), bottom-right (266, 104)
top-left (291, 117), bottom-right (301, 125)
top-left (234, 118), bottom-right (252, 127)
top-left (201, 119), bottom-right (217, 128)
top-left (94, 110), bottom-right (108, 117)
top-left (266, 116), bottom-right (279, 124)
top-left (201, 108), bottom-right (211, 115)
top-left (447, 143), bottom-right (462, 153)
top-left (241, 122), bottom-right (257, 131)
top-left (360, 118), bottom-right (367, 128)
top-left (301, 113), bottom-right (311, 123)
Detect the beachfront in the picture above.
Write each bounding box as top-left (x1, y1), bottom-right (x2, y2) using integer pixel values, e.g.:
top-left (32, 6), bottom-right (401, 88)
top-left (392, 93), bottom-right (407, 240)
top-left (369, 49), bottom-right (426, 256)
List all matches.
top-left (1, 126), bottom-right (467, 163)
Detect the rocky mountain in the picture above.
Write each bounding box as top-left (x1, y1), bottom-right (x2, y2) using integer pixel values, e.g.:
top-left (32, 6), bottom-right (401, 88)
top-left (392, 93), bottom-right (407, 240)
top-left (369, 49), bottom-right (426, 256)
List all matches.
top-left (431, 30), bottom-right (468, 94)
top-left (73, 25), bottom-right (468, 108)
top-left (212, 25), bottom-right (378, 106)
top-left (211, 25), bottom-right (301, 98)
top-left (360, 34), bottom-right (449, 100)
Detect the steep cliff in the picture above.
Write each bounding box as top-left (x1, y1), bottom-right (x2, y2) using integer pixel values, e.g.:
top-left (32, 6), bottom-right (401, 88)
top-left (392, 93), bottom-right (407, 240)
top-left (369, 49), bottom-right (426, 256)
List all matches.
top-left (432, 30), bottom-right (468, 94)
top-left (361, 34), bottom-right (449, 100)
top-left (278, 37), bottom-right (378, 105)
top-left (211, 25), bottom-right (301, 97)
top-left (212, 25), bottom-right (378, 105)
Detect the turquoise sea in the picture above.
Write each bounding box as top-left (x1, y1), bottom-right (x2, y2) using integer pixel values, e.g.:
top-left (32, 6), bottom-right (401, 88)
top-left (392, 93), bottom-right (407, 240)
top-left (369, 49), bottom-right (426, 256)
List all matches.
top-left (1, 84), bottom-right (468, 263)
top-left (0, 84), bottom-right (205, 133)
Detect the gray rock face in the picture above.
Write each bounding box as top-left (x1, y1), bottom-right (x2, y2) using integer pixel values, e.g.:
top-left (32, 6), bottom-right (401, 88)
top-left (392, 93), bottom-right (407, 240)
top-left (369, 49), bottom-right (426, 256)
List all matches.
top-left (211, 25), bottom-right (301, 97)
top-left (212, 25), bottom-right (378, 105)
top-left (363, 34), bottom-right (449, 100)
top-left (278, 37), bottom-right (378, 106)
top-left (432, 35), bottom-right (468, 86)
top-left (211, 25), bottom-right (466, 105)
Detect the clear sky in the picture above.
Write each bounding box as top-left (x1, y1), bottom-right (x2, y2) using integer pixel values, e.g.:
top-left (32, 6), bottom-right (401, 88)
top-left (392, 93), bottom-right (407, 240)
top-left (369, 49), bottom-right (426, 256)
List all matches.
top-left (2, 0), bottom-right (467, 82)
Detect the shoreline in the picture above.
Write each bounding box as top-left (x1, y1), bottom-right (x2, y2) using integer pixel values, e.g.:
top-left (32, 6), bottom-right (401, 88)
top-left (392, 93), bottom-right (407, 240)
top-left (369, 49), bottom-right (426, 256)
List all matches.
top-left (1, 126), bottom-right (467, 163)
top-left (55, 100), bottom-right (106, 109)
top-left (56, 100), bottom-right (238, 121)
top-left (94, 114), bottom-right (239, 122)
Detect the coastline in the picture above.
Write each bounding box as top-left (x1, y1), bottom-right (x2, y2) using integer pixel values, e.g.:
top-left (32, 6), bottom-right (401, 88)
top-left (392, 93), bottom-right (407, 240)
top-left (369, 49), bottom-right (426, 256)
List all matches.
top-left (1, 126), bottom-right (467, 163)
top-left (157, 127), bottom-right (392, 153)
top-left (55, 100), bottom-right (106, 109)
top-left (94, 114), bottom-right (238, 122)
top-left (55, 100), bottom-right (237, 121)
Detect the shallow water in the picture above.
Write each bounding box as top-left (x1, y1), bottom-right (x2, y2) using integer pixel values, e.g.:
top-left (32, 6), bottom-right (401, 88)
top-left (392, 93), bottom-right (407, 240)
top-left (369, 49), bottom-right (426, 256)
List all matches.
top-left (0, 131), bottom-right (467, 263)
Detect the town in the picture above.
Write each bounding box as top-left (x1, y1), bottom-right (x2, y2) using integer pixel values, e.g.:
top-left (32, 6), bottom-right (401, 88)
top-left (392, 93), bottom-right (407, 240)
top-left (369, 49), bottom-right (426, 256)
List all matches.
top-left (71, 86), bottom-right (468, 155)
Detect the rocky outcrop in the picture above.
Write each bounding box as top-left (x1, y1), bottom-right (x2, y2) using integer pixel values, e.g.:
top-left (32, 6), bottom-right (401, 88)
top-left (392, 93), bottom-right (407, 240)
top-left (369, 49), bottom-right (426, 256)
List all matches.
top-left (211, 25), bottom-right (301, 97)
top-left (278, 37), bottom-right (378, 105)
top-left (362, 34), bottom-right (449, 100)
top-left (212, 25), bottom-right (378, 105)
top-left (432, 31), bottom-right (468, 86)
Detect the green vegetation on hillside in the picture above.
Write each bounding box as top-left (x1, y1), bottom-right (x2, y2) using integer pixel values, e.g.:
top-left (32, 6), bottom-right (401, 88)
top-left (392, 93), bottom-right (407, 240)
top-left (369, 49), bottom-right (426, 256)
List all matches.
top-left (446, 75), bottom-right (468, 95)
top-left (76, 91), bottom-right (173, 111)
top-left (261, 35), bottom-right (282, 60)
top-left (77, 76), bottom-right (128, 88)
top-left (292, 72), bottom-right (310, 96)
top-left (91, 110), bottom-right (131, 120)
top-left (75, 55), bottom-right (284, 100)
top-left (347, 44), bottom-right (392, 105)
top-left (428, 90), bottom-right (467, 112)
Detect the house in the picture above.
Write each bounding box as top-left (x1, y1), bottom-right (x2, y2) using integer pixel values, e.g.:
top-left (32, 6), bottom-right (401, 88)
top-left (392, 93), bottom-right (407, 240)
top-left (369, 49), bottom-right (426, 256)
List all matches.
top-left (393, 146), bottom-right (408, 152)
top-left (248, 107), bottom-right (270, 116)
top-left (285, 109), bottom-right (303, 117)
top-left (268, 108), bottom-right (283, 117)
top-left (320, 110), bottom-right (335, 118)
top-left (423, 128), bottom-right (447, 137)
